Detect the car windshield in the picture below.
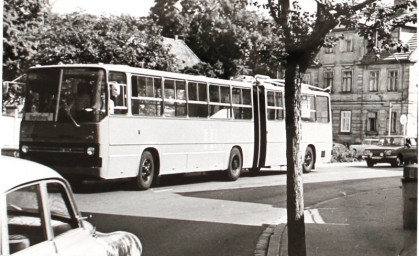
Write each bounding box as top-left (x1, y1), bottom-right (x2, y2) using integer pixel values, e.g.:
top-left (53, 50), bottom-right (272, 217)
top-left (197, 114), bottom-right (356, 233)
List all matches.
top-left (23, 67), bottom-right (107, 123)
top-left (363, 139), bottom-right (378, 145)
top-left (378, 137), bottom-right (404, 146)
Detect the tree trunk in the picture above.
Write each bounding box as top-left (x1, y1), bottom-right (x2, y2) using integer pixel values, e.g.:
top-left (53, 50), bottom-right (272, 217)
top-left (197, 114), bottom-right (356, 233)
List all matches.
top-left (284, 62), bottom-right (306, 256)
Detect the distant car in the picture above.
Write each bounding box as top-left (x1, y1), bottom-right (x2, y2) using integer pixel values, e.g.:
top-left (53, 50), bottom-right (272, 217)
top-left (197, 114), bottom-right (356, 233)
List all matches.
top-left (1, 156), bottom-right (142, 256)
top-left (349, 139), bottom-right (380, 154)
top-left (363, 136), bottom-right (418, 167)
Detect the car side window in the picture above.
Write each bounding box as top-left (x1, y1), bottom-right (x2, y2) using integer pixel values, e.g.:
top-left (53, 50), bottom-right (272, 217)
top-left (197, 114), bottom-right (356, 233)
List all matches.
top-left (46, 182), bottom-right (79, 237)
top-left (7, 184), bottom-right (47, 254)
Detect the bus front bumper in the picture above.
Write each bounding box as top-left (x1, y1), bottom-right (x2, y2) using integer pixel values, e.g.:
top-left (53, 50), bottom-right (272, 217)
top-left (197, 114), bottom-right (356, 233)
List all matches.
top-left (50, 166), bottom-right (102, 180)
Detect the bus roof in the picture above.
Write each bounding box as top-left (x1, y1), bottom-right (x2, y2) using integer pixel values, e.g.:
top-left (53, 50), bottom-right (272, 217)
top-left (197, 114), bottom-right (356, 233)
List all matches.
top-left (28, 63), bottom-right (252, 88)
top-left (28, 63), bottom-right (330, 95)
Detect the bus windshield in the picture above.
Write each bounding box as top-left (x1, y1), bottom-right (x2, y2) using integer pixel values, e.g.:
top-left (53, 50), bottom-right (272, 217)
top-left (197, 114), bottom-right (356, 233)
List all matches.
top-left (24, 68), bottom-right (107, 123)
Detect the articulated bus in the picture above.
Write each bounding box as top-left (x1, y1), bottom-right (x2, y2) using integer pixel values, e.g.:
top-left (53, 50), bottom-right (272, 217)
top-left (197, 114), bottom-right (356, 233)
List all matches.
top-left (19, 64), bottom-right (332, 190)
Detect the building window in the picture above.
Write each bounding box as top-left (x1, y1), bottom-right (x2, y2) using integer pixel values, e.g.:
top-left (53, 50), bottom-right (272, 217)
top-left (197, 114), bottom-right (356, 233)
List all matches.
top-left (340, 111), bottom-right (351, 132)
top-left (388, 112), bottom-right (397, 133)
top-left (342, 71), bottom-right (352, 92)
top-left (325, 46), bottom-right (334, 53)
top-left (302, 73), bottom-right (311, 84)
top-left (324, 71), bottom-right (333, 90)
top-left (367, 112), bottom-right (377, 132)
top-left (369, 71), bottom-right (379, 92)
top-left (387, 70), bottom-right (398, 91)
top-left (344, 39), bottom-right (353, 52)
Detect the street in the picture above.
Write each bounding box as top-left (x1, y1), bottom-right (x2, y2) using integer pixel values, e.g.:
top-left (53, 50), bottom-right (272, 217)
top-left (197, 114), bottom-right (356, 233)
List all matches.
top-left (73, 162), bottom-right (405, 256)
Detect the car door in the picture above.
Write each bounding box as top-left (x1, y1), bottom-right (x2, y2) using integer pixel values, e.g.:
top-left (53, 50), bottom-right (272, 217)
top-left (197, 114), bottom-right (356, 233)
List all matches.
top-left (403, 138), bottom-right (418, 163)
top-left (45, 181), bottom-right (107, 256)
top-left (6, 183), bottom-right (58, 256)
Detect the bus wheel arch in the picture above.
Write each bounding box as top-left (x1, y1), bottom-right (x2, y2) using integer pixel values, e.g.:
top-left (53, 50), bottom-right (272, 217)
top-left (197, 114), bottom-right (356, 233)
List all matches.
top-left (226, 146), bottom-right (243, 181)
top-left (135, 148), bottom-right (160, 190)
top-left (303, 145), bottom-right (316, 173)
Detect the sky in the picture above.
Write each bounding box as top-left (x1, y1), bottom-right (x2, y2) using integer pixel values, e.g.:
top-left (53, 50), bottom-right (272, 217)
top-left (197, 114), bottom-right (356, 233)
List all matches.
top-left (51, 0), bottom-right (156, 17)
top-left (51, 0), bottom-right (393, 17)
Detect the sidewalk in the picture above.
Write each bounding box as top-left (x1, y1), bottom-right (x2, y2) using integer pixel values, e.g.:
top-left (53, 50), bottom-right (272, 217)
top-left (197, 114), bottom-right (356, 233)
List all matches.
top-left (268, 185), bottom-right (417, 256)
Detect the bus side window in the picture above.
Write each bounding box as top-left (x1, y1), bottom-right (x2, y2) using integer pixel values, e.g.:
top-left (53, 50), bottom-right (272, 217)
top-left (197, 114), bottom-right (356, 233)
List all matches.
top-left (109, 71), bottom-right (128, 115)
top-left (188, 82), bottom-right (208, 118)
top-left (164, 79), bottom-right (186, 118)
top-left (301, 95), bottom-right (316, 122)
top-left (209, 84), bottom-right (231, 119)
top-left (316, 96), bottom-right (329, 123)
top-left (131, 75), bottom-right (162, 116)
top-left (266, 91), bottom-right (283, 121)
top-left (232, 87), bottom-right (252, 120)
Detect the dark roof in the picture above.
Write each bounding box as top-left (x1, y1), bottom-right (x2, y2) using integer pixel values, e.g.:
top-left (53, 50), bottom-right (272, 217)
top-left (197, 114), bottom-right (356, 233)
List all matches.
top-left (162, 37), bottom-right (201, 70)
top-left (361, 32), bottom-right (417, 64)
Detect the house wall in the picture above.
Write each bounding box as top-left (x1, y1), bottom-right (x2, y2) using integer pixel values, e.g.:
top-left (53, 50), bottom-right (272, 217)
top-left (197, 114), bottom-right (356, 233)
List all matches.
top-left (306, 28), bottom-right (417, 145)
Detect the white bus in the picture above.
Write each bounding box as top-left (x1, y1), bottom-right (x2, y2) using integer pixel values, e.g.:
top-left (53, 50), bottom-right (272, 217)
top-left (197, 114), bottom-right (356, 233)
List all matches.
top-left (19, 64), bottom-right (332, 190)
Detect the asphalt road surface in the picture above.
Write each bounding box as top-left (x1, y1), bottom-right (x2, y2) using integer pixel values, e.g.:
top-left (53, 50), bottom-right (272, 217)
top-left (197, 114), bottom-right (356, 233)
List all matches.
top-left (73, 162), bottom-right (404, 256)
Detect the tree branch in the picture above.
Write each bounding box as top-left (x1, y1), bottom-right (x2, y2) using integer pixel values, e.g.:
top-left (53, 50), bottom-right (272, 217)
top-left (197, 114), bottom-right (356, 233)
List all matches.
top-left (279, 0), bottom-right (291, 46)
top-left (267, 0), bottom-right (281, 27)
top-left (350, 0), bottom-right (377, 12)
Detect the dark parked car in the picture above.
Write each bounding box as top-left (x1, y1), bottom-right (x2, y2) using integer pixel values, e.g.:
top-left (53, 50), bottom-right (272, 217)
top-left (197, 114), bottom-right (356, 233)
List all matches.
top-left (363, 136), bottom-right (417, 167)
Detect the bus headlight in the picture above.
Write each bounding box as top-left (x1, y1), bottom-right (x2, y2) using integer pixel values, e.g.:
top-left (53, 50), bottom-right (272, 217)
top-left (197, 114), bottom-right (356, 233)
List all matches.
top-left (364, 150), bottom-right (372, 157)
top-left (86, 147), bottom-right (95, 156)
top-left (21, 145), bottom-right (29, 154)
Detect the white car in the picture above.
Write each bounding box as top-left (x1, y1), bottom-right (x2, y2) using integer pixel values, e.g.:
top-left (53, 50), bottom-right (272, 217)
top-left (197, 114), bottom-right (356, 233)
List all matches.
top-left (349, 139), bottom-right (379, 154)
top-left (1, 156), bottom-right (142, 256)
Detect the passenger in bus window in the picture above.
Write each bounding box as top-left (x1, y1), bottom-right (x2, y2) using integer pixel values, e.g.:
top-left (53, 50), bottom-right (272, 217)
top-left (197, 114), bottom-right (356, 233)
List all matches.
top-left (109, 82), bottom-right (120, 114)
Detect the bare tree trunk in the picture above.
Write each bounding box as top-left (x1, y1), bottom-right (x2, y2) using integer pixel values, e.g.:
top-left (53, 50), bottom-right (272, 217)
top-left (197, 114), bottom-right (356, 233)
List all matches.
top-left (284, 62), bottom-right (306, 256)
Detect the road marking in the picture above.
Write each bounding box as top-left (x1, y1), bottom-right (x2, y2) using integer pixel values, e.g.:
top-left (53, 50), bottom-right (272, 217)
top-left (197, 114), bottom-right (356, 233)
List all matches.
top-left (153, 189), bottom-right (173, 193)
top-left (306, 209), bottom-right (325, 224)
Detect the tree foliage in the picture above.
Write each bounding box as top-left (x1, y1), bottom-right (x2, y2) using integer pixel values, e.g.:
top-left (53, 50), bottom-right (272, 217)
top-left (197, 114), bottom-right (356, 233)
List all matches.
top-left (151, 0), bottom-right (277, 78)
top-left (150, 0), bottom-right (185, 37)
top-left (3, 0), bottom-right (50, 81)
top-left (33, 14), bottom-right (175, 71)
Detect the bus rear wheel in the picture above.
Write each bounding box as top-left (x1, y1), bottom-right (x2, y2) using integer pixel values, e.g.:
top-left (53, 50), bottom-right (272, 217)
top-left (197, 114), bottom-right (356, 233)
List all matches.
top-left (302, 147), bottom-right (314, 173)
top-left (226, 148), bottom-right (242, 181)
top-left (135, 151), bottom-right (155, 190)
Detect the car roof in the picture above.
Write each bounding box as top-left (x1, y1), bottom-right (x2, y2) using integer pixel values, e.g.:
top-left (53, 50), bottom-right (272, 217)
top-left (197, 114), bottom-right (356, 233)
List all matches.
top-left (0, 156), bottom-right (63, 193)
top-left (379, 135), bottom-right (414, 138)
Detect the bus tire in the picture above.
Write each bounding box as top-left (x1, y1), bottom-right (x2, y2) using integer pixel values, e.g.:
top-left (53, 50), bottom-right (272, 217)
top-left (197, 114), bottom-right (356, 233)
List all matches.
top-left (302, 147), bottom-right (314, 173)
top-left (135, 151), bottom-right (155, 190)
top-left (226, 148), bottom-right (242, 181)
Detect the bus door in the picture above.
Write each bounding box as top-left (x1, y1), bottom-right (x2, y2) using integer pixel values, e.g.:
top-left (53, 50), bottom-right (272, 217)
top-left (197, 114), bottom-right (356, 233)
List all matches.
top-left (252, 83), bottom-right (267, 170)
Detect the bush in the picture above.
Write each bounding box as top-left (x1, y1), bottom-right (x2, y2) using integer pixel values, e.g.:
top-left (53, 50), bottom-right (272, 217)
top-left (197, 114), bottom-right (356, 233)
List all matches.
top-left (331, 143), bottom-right (361, 162)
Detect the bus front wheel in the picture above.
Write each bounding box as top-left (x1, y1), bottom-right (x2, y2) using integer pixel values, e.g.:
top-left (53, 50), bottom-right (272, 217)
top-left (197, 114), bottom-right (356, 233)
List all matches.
top-left (226, 148), bottom-right (242, 181)
top-left (302, 147), bottom-right (314, 173)
top-left (135, 151), bottom-right (155, 190)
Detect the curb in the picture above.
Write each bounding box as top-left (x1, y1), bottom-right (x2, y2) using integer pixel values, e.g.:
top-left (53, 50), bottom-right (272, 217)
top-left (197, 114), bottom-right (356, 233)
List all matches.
top-left (254, 225), bottom-right (276, 256)
top-left (255, 224), bottom-right (287, 256)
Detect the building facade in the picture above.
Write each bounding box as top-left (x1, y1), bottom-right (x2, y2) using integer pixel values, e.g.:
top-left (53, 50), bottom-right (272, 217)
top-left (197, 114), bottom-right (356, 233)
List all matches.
top-left (305, 25), bottom-right (417, 145)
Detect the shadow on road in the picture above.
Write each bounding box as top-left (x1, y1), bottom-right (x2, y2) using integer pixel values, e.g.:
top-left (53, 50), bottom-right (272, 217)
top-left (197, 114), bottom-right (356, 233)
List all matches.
top-left (72, 169), bottom-right (287, 194)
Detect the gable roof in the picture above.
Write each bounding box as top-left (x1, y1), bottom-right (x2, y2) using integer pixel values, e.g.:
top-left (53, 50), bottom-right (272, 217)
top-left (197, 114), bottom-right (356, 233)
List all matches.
top-left (161, 37), bottom-right (201, 70)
